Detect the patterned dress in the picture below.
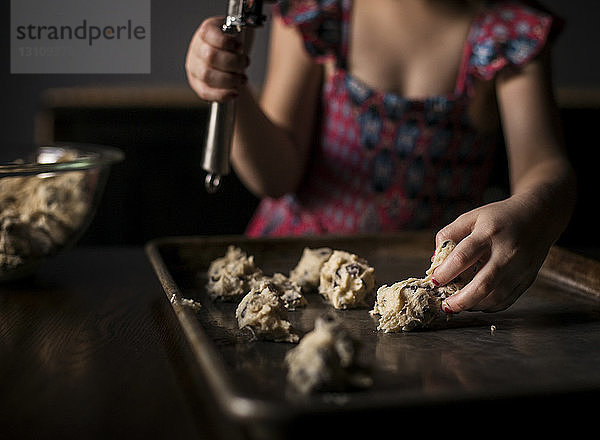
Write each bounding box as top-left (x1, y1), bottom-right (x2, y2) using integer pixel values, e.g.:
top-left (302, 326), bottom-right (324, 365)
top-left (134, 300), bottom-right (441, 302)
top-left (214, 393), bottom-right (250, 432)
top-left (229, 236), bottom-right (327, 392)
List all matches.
top-left (246, 0), bottom-right (561, 237)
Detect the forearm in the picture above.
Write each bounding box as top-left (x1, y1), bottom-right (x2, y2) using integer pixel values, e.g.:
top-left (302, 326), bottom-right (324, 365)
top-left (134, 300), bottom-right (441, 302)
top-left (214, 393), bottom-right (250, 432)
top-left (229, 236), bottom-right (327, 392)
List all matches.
top-left (510, 156), bottom-right (577, 244)
top-left (231, 86), bottom-right (308, 198)
top-left (229, 17), bottom-right (323, 199)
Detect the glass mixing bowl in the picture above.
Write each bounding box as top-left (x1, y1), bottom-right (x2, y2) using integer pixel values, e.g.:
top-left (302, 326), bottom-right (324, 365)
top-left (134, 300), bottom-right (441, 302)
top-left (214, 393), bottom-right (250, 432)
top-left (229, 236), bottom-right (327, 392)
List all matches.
top-left (0, 143), bottom-right (124, 281)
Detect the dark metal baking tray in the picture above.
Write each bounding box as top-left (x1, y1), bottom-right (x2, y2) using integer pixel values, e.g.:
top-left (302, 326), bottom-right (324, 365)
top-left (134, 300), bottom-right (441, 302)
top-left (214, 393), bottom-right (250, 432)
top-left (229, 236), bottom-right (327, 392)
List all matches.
top-left (146, 232), bottom-right (600, 436)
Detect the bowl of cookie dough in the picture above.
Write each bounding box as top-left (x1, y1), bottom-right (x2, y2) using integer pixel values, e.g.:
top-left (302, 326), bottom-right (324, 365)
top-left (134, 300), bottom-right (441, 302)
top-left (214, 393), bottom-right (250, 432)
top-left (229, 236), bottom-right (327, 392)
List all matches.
top-left (0, 143), bottom-right (123, 281)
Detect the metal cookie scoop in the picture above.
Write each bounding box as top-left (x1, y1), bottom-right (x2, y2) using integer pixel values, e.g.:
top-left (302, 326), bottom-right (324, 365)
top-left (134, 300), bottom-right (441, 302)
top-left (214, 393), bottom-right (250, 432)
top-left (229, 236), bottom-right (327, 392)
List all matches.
top-left (202, 0), bottom-right (266, 193)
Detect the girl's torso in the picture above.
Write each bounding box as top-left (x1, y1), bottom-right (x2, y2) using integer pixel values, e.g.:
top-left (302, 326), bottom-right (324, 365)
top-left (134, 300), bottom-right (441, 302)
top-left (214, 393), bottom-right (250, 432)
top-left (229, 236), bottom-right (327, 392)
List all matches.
top-left (246, 0), bottom-right (557, 237)
top-left (345, 0), bottom-right (499, 131)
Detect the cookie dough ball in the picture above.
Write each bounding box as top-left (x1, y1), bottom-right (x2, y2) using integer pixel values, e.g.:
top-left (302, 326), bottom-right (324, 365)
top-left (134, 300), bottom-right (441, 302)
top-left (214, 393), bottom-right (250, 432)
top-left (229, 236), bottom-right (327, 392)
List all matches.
top-left (249, 272), bottom-right (307, 310)
top-left (289, 247), bottom-right (333, 292)
top-left (318, 250), bottom-right (375, 309)
top-left (370, 278), bottom-right (459, 332)
top-left (370, 239), bottom-right (461, 332)
top-left (235, 280), bottom-right (299, 343)
top-left (206, 246), bottom-right (261, 301)
top-left (285, 314), bottom-right (372, 394)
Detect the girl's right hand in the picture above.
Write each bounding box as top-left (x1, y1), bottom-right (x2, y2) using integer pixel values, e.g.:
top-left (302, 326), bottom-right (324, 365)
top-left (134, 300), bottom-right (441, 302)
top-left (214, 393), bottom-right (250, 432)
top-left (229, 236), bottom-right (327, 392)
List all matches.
top-left (185, 16), bottom-right (251, 102)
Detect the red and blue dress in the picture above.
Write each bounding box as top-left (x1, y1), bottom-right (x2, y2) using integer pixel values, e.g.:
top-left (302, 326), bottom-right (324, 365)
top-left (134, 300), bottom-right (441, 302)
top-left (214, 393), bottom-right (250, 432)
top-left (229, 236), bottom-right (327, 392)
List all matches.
top-left (246, 0), bottom-right (561, 237)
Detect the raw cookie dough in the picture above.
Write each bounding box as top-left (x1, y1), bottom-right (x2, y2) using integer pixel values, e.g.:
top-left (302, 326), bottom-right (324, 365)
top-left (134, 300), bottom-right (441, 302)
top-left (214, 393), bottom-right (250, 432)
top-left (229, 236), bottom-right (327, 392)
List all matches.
top-left (370, 240), bottom-right (462, 332)
top-left (206, 246), bottom-right (261, 301)
top-left (289, 247), bottom-right (333, 292)
top-left (285, 314), bottom-right (372, 394)
top-left (319, 250), bottom-right (375, 309)
top-left (0, 150), bottom-right (89, 276)
top-left (426, 239), bottom-right (455, 278)
top-left (249, 272), bottom-right (307, 310)
top-left (235, 279), bottom-right (300, 343)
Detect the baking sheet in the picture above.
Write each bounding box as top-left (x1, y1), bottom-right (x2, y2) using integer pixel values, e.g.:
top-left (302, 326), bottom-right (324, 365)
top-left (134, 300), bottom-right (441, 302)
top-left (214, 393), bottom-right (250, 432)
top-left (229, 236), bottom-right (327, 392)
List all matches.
top-left (146, 232), bottom-right (600, 429)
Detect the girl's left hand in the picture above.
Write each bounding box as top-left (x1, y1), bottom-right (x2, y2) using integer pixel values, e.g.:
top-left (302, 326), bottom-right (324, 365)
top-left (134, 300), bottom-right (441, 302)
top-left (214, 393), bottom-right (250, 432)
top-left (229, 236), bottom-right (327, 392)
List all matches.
top-left (430, 195), bottom-right (555, 313)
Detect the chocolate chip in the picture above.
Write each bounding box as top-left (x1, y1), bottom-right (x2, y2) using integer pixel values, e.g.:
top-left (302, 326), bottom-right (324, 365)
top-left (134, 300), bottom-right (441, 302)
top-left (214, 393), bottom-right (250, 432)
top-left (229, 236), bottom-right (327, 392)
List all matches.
top-left (265, 281), bottom-right (282, 295)
top-left (345, 263), bottom-right (362, 276)
top-left (296, 368), bottom-right (309, 382)
top-left (322, 313), bottom-right (337, 323)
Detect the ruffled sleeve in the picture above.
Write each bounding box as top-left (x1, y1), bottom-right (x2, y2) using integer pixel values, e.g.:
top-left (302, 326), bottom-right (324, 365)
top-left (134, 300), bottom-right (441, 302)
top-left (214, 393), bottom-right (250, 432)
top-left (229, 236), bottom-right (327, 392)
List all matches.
top-left (274, 0), bottom-right (345, 63)
top-left (465, 1), bottom-right (564, 82)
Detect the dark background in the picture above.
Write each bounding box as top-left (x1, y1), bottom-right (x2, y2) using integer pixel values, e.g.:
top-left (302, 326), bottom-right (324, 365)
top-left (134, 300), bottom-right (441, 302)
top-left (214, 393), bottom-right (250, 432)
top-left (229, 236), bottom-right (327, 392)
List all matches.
top-left (1, 0), bottom-right (598, 255)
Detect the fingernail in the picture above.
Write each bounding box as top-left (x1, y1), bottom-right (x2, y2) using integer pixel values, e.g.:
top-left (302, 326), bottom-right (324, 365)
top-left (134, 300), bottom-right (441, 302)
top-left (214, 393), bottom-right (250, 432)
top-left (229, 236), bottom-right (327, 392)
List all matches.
top-left (432, 278), bottom-right (440, 287)
top-left (441, 300), bottom-right (454, 314)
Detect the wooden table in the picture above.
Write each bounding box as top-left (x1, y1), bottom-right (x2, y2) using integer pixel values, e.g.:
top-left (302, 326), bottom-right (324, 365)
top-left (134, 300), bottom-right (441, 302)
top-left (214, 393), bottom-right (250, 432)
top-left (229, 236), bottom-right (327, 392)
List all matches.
top-left (0, 246), bottom-right (235, 440)
top-left (2, 243), bottom-right (599, 439)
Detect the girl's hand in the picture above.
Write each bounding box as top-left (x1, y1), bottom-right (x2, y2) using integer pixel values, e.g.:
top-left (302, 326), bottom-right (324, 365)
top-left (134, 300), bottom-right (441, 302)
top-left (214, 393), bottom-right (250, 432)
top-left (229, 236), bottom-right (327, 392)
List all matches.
top-left (431, 194), bottom-right (556, 313)
top-left (185, 16), bottom-right (251, 102)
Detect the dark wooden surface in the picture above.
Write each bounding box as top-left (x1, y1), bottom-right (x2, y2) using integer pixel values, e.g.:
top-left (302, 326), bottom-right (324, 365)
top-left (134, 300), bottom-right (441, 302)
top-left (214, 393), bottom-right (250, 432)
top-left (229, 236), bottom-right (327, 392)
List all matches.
top-left (0, 246), bottom-right (239, 440)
